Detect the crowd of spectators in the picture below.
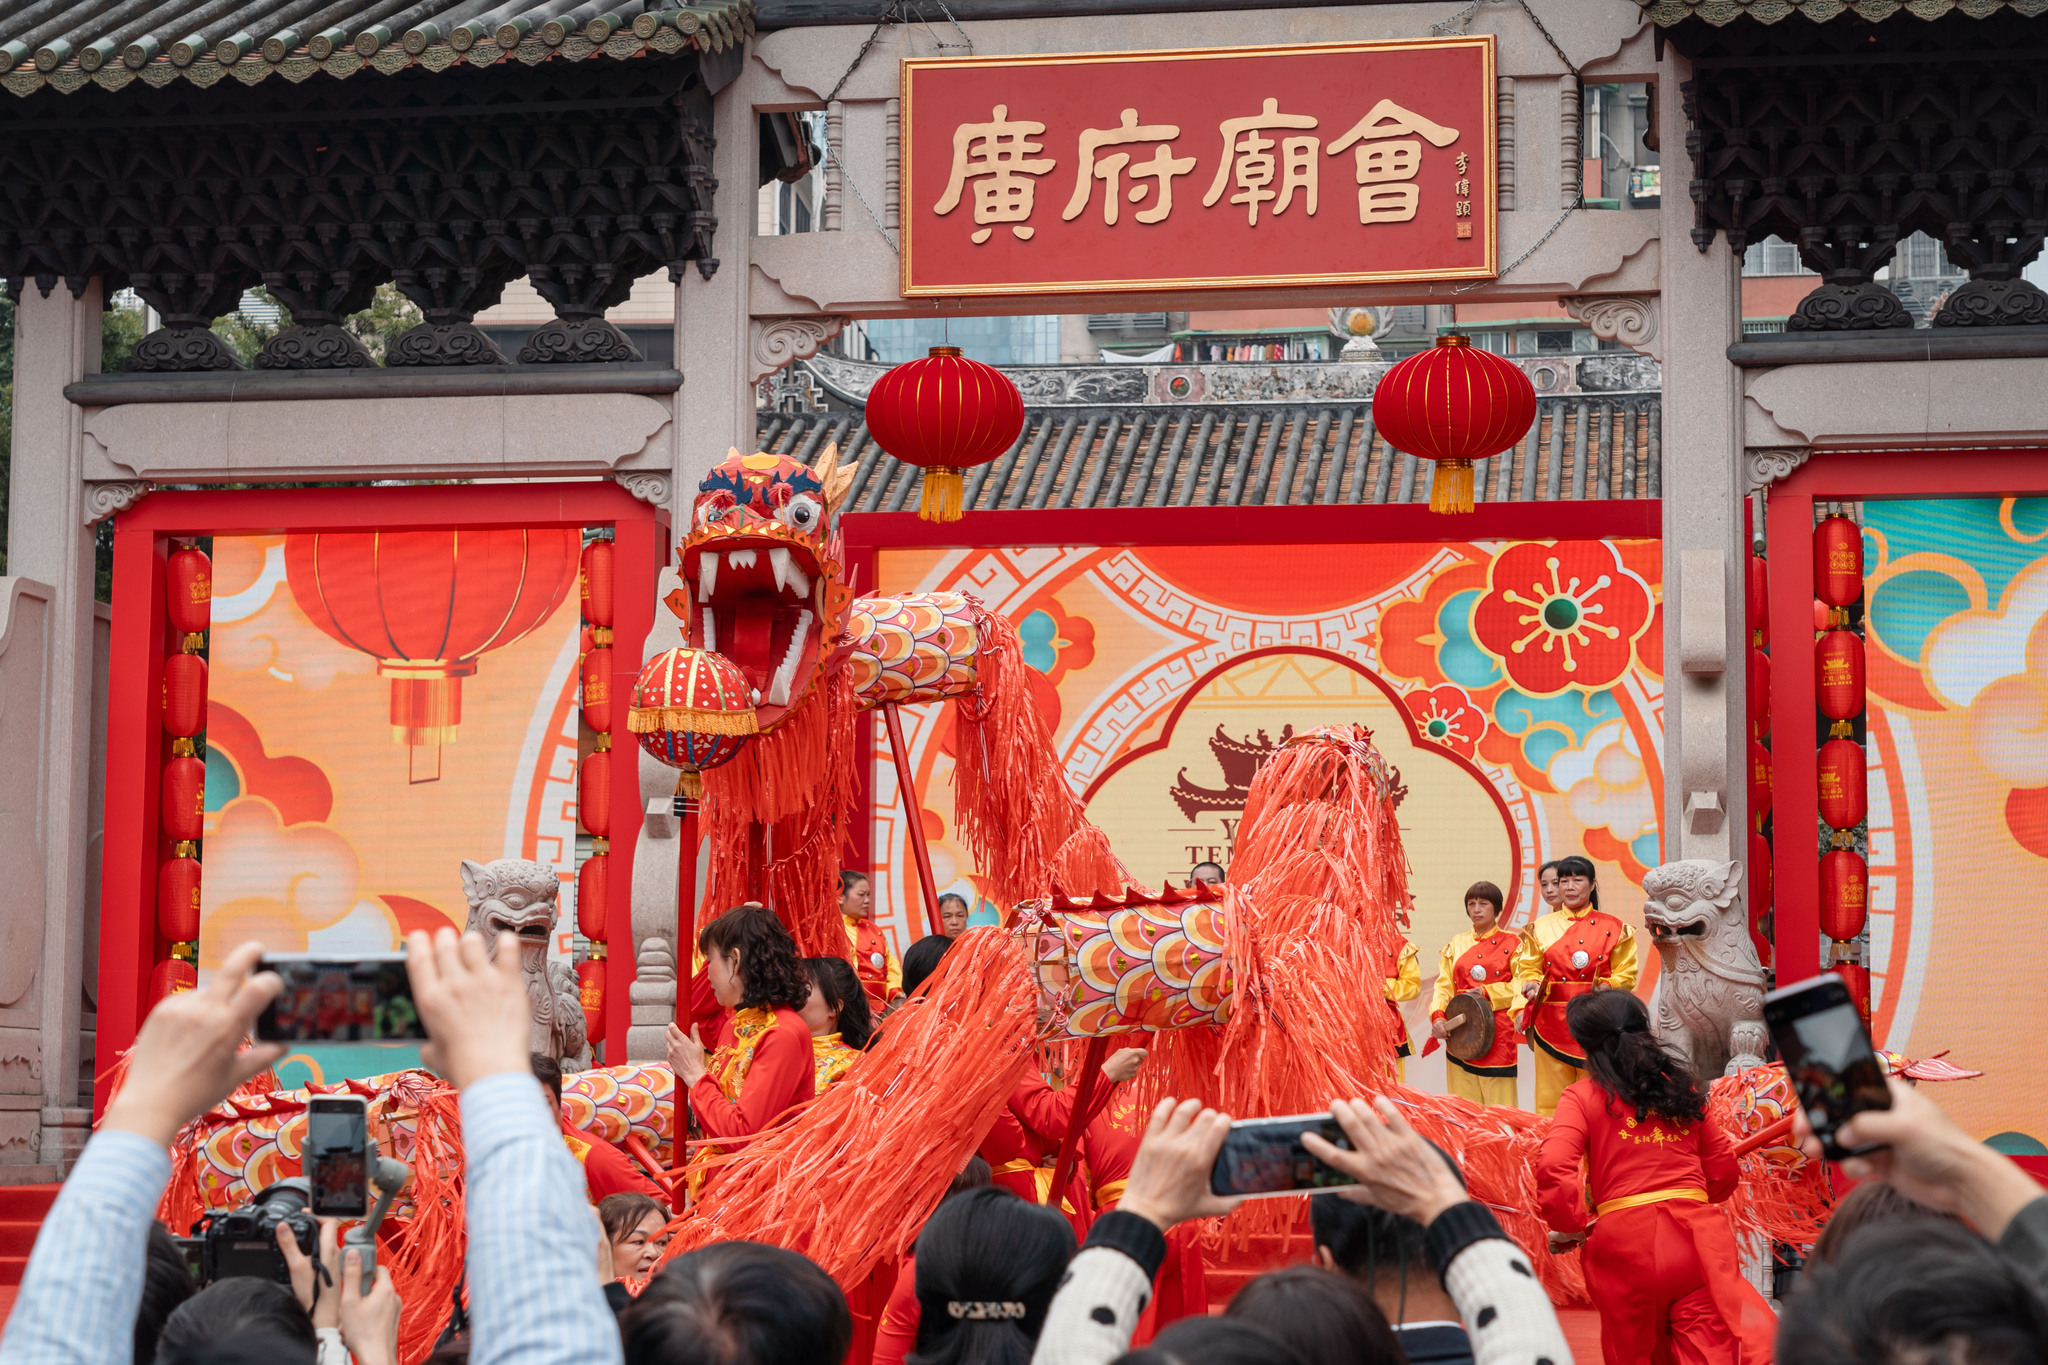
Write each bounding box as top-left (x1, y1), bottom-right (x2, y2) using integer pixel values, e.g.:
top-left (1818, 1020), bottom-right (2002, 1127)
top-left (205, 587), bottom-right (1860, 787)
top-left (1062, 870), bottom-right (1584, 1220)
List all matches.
top-left (3, 922), bottom-right (2046, 1365)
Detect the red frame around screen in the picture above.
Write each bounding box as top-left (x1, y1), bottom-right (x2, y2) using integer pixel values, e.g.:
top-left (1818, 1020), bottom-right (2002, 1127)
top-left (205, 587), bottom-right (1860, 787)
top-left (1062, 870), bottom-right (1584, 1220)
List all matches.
top-left (99, 483), bottom-right (665, 1108)
top-left (1765, 448), bottom-right (2048, 992)
top-left (839, 500), bottom-right (1661, 897)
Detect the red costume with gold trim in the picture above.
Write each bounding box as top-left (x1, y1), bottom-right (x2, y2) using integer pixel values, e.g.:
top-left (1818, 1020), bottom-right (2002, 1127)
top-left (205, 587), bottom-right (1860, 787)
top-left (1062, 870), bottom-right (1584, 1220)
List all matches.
top-left (977, 1072), bottom-right (1103, 1223)
top-left (1536, 1080), bottom-right (1776, 1364)
top-left (690, 1006), bottom-right (813, 1141)
top-left (561, 1126), bottom-right (665, 1204)
top-left (1428, 926), bottom-right (1522, 1106)
top-left (1511, 906), bottom-right (1640, 1114)
top-left (845, 914), bottom-right (902, 1007)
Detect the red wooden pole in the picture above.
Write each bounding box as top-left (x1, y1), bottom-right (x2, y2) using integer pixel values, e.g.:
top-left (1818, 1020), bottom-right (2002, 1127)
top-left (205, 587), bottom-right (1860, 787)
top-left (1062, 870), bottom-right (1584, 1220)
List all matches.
top-left (882, 702), bottom-right (945, 937)
top-left (1045, 1035), bottom-right (1110, 1208)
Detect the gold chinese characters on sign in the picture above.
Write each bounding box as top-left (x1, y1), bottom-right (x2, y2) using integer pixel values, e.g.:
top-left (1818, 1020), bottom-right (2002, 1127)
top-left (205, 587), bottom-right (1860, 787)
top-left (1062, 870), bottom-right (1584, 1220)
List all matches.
top-left (903, 38), bottom-right (1496, 296)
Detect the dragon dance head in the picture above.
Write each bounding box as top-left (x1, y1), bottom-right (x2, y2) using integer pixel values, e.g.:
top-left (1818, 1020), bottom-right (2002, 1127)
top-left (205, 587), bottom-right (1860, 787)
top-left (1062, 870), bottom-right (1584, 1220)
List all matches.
top-left (680, 446), bottom-right (857, 731)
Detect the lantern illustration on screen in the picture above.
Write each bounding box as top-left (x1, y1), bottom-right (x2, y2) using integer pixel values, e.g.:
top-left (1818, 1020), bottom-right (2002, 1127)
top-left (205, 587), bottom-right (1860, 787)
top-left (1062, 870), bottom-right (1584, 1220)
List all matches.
top-left (285, 529), bottom-right (580, 777)
top-left (864, 347), bottom-right (1026, 522)
top-left (1369, 334), bottom-right (1538, 514)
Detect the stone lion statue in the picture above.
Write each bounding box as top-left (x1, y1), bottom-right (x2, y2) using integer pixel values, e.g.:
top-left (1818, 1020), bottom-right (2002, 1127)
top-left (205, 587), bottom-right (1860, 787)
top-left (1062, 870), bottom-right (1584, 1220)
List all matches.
top-left (460, 858), bottom-right (589, 1071)
top-left (1641, 858), bottom-right (1768, 1079)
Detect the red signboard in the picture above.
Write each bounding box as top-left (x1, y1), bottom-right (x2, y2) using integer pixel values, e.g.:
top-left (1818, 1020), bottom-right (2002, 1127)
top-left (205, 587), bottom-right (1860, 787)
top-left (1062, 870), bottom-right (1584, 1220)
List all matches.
top-left (900, 37), bottom-right (1496, 298)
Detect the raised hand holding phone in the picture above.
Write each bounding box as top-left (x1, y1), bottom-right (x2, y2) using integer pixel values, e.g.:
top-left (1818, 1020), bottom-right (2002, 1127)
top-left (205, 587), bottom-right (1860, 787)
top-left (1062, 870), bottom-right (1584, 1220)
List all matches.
top-left (1763, 972), bottom-right (1891, 1162)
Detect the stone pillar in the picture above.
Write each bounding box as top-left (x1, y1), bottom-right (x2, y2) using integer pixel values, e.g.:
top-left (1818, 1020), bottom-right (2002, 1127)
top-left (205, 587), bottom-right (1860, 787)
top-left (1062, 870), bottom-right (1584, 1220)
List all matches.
top-left (1656, 56), bottom-right (1746, 864)
top-left (7, 281), bottom-right (105, 1175)
top-left (675, 77), bottom-right (757, 504)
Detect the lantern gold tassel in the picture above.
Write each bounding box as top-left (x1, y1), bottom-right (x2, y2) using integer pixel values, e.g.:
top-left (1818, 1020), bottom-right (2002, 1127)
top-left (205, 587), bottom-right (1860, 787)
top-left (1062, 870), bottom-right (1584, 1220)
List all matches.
top-left (677, 770), bottom-right (703, 799)
top-left (1428, 458), bottom-right (1475, 515)
top-left (918, 466), bottom-right (965, 522)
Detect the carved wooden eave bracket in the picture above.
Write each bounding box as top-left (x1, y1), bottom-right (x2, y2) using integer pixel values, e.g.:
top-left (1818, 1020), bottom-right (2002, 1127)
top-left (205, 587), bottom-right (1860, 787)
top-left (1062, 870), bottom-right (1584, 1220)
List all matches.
top-left (1745, 447), bottom-right (1810, 495)
top-left (750, 316), bottom-right (850, 383)
top-left (1560, 294), bottom-right (1660, 363)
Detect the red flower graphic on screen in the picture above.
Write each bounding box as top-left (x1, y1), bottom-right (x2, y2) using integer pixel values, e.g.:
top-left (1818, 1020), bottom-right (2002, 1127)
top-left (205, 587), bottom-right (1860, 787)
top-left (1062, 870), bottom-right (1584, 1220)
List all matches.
top-left (1472, 542), bottom-right (1652, 697)
top-left (1406, 684), bottom-right (1485, 757)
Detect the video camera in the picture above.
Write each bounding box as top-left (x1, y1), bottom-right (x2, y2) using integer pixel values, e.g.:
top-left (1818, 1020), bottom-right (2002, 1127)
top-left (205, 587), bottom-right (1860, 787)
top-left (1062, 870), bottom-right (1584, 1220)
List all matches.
top-left (178, 1178), bottom-right (319, 1286)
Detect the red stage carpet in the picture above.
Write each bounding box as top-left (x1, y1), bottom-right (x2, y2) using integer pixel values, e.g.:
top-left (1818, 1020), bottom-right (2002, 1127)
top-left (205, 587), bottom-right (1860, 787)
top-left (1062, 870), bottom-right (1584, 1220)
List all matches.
top-left (1557, 1307), bottom-right (1602, 1359)
top-left (0, 1184), bottom-right (57, 1327)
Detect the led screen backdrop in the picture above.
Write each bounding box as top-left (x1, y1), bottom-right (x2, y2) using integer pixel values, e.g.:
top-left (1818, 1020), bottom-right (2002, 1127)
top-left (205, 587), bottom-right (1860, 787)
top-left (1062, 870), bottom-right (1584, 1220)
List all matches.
top-left (870, 537), bottom-right (1665, 1104)
top-left (1859, 497), bottom-right (2048, 1148)
top-left (198, 531), bottom-right (586, 1084)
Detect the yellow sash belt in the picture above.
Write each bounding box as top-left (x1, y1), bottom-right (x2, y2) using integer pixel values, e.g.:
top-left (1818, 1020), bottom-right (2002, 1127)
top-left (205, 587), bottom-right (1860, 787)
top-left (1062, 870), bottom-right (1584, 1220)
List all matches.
top-left (994, 1159), bottom-right (1078, 1214)
top-left (1595, 1185), bottom-right (1709, 1217)
top-left (1094, 1178), bottom-right (1128, 1209)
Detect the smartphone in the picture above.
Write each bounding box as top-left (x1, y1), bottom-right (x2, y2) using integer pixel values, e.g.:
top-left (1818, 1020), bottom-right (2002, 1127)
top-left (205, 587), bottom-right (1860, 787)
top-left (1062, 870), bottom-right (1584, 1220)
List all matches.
top-left (257, 953), bottom-right (423, 1042)
top-left (1208, 1113), bottom-right (1358, 1199)
top-left (1763, 972), bottom-right (1892, 1162)
top-left (305, 1096), bottom-right (370, 1218)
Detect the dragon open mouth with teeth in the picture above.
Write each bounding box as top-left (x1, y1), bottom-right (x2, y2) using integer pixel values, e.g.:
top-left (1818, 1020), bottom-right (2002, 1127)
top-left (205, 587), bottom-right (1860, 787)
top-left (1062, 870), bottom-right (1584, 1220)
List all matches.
top-left (675, 449), bottom-right (856, 732)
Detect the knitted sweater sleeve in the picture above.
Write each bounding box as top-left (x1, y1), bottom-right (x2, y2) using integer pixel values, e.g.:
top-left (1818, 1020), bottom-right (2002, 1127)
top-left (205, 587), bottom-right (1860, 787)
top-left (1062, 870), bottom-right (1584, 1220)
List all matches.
top-left (1426, 1202), bottom-right (1576, 1365)
top-left (1028, 1212), bottom-right (1165, 1365)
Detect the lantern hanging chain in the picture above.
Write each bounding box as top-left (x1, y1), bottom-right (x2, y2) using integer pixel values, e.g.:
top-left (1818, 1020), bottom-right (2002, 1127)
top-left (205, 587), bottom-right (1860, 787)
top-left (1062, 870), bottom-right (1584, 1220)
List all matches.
top-left (1434, 0), bottom-right (1582, 292)
top-left (818, 0), bottom-right (969, 255)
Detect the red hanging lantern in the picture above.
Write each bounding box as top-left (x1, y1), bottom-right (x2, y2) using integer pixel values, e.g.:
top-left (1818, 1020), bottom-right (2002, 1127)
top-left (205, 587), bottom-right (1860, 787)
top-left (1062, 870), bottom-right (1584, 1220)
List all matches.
top-left (630, 647), bottom-right (757, 797)
top-left (1749, 829), bottom-right (1773, 913)
top-left (163, 754), bottom-right (206, 843)
top-left (581, 539), bottom-right (615, 633)
top-left (157, 856), bottom-right (202, 942)
top-left (1749, 740), bottom-right (1772, 824)
top-left (162, 652), bottom-right (208, 739)
top-left (1817, 737), bottom-right (1867, 831)
top-left (1369, 334), bottom-right (1538, 515)
top-left (864, 346), bottom-right (1026, 522)
top-left (1747, 554), bottom-right (1768, 648)
top-left (286, 529), bottom-right (579, 750)
top-left (579, 747), bottom-right (611, 839)
top-left (1748, 647), bottom-right (1771, 742)
top-left (1820, 849), bottom-right (1869, 941)
top-left (148, 956), bottom-right (198, 1007)
top-left (577, 853), bottom-right (609, 943)
top-left (1830, 962), bottom-right (1872, 1026)
top-left (577, 954), bottom-right (606, 1044)
top-left (582, 646), bottom-right (614, 736)
top-left (1815, 630), bottom-right (1865, 730)
top-left (166, 546), bottom-right (213, 646)
top-left (1815, 516), bottom-right (1863, 610)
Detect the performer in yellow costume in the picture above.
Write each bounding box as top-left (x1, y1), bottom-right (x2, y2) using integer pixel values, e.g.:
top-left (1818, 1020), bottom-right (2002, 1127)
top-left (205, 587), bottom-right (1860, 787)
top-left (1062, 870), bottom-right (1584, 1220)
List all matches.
top-left (1427, 881), bottom-right (1522, 1108)
top-left (1383, 936), bottom-right (1420, 1080)
top-left (1511, 854), bottom-right (1639, 1115)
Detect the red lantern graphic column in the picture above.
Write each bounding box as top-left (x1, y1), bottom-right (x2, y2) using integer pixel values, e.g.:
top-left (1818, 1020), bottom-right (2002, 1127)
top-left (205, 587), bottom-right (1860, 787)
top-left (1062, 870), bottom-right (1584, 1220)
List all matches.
top-left (1745, 546), bottom-right (1773, 968)
top-left (152, 544), bottom-right (211, 1007)
top-left (1814, 514), bottom-right (1870, 1024)
top-left (576, 537), bottom-right (614, 1050)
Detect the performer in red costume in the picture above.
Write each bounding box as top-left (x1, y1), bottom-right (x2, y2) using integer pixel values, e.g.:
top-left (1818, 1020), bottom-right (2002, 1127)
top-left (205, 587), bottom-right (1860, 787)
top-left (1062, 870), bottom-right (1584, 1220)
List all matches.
top-left (1535, 990), bottom-right (1776, 1364)
top-left (667, 904), bottom-right (816, 1162)
top-left (1512, 854), bottom-right (1639, 1115)
top-left (532, 1054), bottom-right (665, 1204)
top-left (1426, 880), bottom-right (1522, 1108)
top-left (840, 870), bottom-right (903, 1010)
top-left (979, 1046), bottom-right (1144, 1223)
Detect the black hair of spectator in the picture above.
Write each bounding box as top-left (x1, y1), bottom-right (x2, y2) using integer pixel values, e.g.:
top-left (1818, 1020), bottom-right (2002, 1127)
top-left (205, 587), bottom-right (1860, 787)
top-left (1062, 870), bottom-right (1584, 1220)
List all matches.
top-left (937, 892), bottom-right (969, 911)
top-left (698, 904), bottom-right (810, 1012)
top-left (1114, 1316), bottom-right (1311, 1365)
top-left (947, 1155), bottom-right (992, 1199)
top-left (1808, 1181), bottom-right (1962, 1266)
top-left (1553, 853), bottom-right (1600, 909)
top-left (840, 870), bottom-right (870, 896)
top-left (156, 1278), bottom-right (316, 1365)
top-left (1462, 881), bottom-right (1504, 914)
top-left (1226, 1266), bottom-right (1404, 1365)
top-left (910, 1185), bottom-right (1075, 1365)
top-left (1778, 1218), bottom-right (2048, 1364)
top-left (1310, 1141), bottom-right (1464, 1311)
top-left (1190, 862), bottom-right (1225, 884)
top-left (803, 955), bottom-right (874, 1049)
top-left (600, 1191), bottom-right (668, 1244)
top-left (1566, 988), bottom-right (1706, 1125)
top-left (531, 1053), bottom-right (563, 1106)
top-left (901, 934), bottom-right (956, 999)
top-left (623, 1241), bottom-right (851, 1365)
top-left (136, 1222), bottom-right (197, 1365)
